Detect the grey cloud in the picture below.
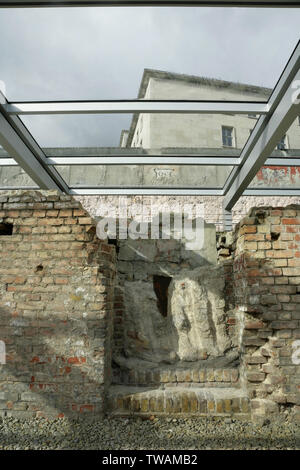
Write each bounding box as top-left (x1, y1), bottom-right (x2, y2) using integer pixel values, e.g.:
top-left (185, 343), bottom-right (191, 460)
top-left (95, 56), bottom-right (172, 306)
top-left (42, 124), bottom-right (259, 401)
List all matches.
top-left (0, 7), bottom-right (299, 147)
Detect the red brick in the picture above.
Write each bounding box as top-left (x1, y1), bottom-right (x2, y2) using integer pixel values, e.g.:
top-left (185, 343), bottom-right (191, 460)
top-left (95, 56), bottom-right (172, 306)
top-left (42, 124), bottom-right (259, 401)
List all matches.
top-left (242, 226), bottom-right (257, 234)
top-left (54, 278), bottom-right (68, 285)
top-left (244, 233), bottom-right (265, 241)
top-left (33, 210), bottom-right (46, 217)
top-left (64, 218), bottom-right (78, 225)
top-left (67, 357), bottom-right (86, 364)
top-left (18, 226), bottom-right (32, 234)
top-left (38, 218), bottom-right (64, 226)
top-left (59, 209), bottom-right (72, 217)
top-left (7, 210), bottom-right (19, 218)
top-left (282, 218), bottom-right (300, 225)
top-left (247, 269), bottom-right (265, 277)
top-left (73, 209), bottom-right (86, 217)
top-left (266, 250), bottom-right (293, 259)
top-left (258, 241), bottom-right (271, 250)
top-left (245, 321), bottom-right (266, 329)
top-left (46, 210), bottom-right (59, 217)
top-left (247, 372), bottom-right (266, 382)
top-left (78, 217), bottom-right (93, 225)
top-left (288, 259), bottom-right (300, 267)
top-left (283, 267), bottom-right (300, 276)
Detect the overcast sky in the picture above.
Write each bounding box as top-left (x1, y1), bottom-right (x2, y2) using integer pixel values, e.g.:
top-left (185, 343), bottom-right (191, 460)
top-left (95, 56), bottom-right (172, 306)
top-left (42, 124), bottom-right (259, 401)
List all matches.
top-left (0, 7), bottom-right (299, 147)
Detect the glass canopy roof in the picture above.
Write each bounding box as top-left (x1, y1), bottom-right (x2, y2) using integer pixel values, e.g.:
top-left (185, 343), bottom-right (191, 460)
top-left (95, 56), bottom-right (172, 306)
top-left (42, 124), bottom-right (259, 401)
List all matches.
top-left (0, 0), bottom-right (299, 231)
top-left (0, 6), bottom-right (298, 102)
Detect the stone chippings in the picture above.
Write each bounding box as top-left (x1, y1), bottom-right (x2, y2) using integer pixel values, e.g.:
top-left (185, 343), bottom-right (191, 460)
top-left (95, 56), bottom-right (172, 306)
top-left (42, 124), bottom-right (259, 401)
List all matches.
top-left (0, 416), bottom-right (299, 450)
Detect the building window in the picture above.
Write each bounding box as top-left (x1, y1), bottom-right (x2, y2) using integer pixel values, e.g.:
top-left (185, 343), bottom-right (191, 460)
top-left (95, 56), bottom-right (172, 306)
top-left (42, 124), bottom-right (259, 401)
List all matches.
top-left (222, 126), bottom-right (235, 147)
top-left (277, 135), bottom-right (288, 150)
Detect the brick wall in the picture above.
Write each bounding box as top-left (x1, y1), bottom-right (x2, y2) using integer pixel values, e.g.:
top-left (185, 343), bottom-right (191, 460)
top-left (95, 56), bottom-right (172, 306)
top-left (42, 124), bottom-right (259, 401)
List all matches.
top-left (0, 191), bottom-right (299, 421)
top-left (230, 206), bottom-right (300, 421)
top-left (0, 190), bottom-right (116, 419)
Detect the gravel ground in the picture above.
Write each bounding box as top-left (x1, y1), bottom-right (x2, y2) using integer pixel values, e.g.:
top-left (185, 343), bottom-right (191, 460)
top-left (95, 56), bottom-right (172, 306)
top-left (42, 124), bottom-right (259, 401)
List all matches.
top-left (0, 415), bottom-right (299, 450)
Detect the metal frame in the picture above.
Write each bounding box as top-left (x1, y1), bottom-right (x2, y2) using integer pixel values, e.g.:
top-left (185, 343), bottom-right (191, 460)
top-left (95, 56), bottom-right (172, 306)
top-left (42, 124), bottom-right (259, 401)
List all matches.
top-left (0, 91), bottom-right (69, 191)
top-left (0, 1), bottom-right (299, 232)
top-left (4, 101), bottom-right (269, 116)
top-left (223, 39), bottom-right (300, 210)
top-left (0, 1), bottom-right (299, 8)
top-left (2, 155), bottom-right (300, 167)
top-left (69, 188), bottom-right (225, 195)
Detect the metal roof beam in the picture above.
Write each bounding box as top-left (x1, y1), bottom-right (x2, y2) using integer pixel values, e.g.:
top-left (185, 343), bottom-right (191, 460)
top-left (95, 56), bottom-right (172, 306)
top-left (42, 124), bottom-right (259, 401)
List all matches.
top-left (46, 156), bottom-right (239, 165)
top-left (0, 1), bottom-right (298, 8)
top-left (70, 187), bottom-right (224, 195)
top-left (0, 91), bottom-right (69, 192)
top-left (223, 41), bottom-right (300, 211)
top-left (4, 101), bottom-right (269, 116)
top-left (3, 156), bottom-right (300, 166)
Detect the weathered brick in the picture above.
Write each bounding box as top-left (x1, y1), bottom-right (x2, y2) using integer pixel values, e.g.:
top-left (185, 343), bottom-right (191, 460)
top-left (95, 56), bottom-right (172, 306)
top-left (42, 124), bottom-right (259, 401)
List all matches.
top-left (1, 191), bottom-right (300, 422)
top-left (78, 217), bottom-right (93, 225)
top-left (282, 218), bottom-right (300, 225)
top-left (247, 372), bottom-right (266, 383)
top-left (283, 267), bottom-right (300, 276)
top-left (266, 250), bottom-right (294, 259)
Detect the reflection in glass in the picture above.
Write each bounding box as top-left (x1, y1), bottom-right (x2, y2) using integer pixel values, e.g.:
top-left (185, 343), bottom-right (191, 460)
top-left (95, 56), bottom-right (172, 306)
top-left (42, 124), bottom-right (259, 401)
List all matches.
top-left (0, 165), bottom-right (37, 188)
top-left (55, 164), bottom-right (233, 189)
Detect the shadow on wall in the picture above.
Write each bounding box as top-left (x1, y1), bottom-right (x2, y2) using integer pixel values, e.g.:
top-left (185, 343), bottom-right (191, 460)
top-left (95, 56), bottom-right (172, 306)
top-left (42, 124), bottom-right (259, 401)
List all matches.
top-left (112, 215), bottom-right (241, 378)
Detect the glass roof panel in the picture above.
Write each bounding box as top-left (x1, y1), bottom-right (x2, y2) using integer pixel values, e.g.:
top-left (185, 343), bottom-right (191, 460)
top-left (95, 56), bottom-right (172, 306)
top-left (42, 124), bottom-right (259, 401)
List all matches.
top-left (54, 164), bottom-right (233, 189)
top-left (249, 118), bottom-right (300, 190)
top-left (0, 164), bottom-right (38, 188)
top-left (20, 112), bottom-right (260, 150)
top-left (20, 114), bottom-right (133, 148)
top-left (0, 7), bottom-right (299, 101)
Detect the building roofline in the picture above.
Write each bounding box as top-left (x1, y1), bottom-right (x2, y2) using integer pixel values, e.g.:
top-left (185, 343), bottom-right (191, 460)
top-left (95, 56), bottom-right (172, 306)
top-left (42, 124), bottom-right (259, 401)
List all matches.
top-left (1, 146), bottom-right (298, 157)
top-left (137, 68), bottom-right (272, 99)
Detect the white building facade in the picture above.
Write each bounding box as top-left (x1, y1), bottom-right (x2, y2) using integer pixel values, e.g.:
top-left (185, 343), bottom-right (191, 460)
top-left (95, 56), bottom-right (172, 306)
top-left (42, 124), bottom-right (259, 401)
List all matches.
top-left (122, 69), bottom-right (300, 152)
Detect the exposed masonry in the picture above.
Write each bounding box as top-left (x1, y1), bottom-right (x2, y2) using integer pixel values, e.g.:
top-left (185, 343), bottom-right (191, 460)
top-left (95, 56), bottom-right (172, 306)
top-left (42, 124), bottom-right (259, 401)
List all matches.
top-left (0, 190), bottom-right (299, 421)
top-left (0, 190), bottom-right (116, 419)
top-left (111, 219), bottom-right (240, 398)
top-left (220, 206), bottom-right (300, 420)
top-left (77, 193), bottom-right (300, 232)
top-left (110, 206), bottom-right (300, 420)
